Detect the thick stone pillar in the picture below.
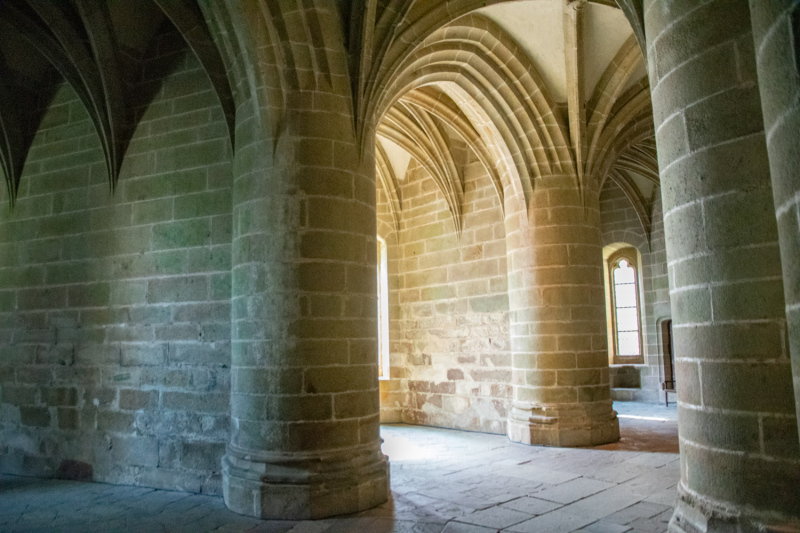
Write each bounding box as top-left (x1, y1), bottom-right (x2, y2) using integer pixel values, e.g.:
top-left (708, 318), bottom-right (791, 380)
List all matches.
top-left (223, 107), bottom-right (389, 519)
top-left (750, 0), bottom-right (800, 443)
top-left (507, 178), bottom-right (620, 447)
top-left (644, 1), bottom-right (800, 530)
top-left (220, 7), bottom-right (388, 519)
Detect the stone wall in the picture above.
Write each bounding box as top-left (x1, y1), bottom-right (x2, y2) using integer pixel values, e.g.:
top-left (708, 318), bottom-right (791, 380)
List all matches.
top-left (0, 18), bottom-right (674, 499)
top-left (377, 183), bottom-right (404, 423)
top-left (379, 154), bottom-right (511, 434)
top-left (599, 179), bottom-right (668, 402)
top-left (641, 188), bottom-right (669, 397)
top-left (377, 149), bottom-right (673, 430)
top-left (0, 31), bottom-right (232, 494)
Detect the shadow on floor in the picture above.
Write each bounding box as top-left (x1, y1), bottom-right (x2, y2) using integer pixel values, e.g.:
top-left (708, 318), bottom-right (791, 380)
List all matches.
top-left (593, 416), bottom-right (679, 453)
top-left (0, 403), bottom-right (679, 532)
top-left (594, 401), bottom-right (679, 453)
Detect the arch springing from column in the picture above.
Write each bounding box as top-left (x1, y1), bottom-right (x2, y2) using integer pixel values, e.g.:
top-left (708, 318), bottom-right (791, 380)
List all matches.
top-left (375, 139), bottom-right (403, 235)
top-left (0, 0), bottom-right (236, 202)
top-left (372, 14), bottom-right (575, 210)
top-left (379, 102), bottom-right (465, 235)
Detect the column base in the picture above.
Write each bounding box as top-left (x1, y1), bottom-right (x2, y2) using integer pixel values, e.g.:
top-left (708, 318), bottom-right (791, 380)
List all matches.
top-left (669, 483), bottom-right (800, 533)
top-left (507, 401), bottom-right (620, 447)
top-left (222, 441), bottom-right (389, 520)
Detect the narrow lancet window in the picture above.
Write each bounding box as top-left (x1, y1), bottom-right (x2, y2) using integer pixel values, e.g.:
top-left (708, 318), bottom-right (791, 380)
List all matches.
top-left (612, 257), bottom-right (641, 357)
top-left (377, 236), bottom-right (390, 379)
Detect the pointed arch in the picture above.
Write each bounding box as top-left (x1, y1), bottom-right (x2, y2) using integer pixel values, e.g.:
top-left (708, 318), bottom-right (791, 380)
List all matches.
top-left (73, 0), bottom-right (127, 188)
top-left (615, 141), bottom-right (659, 185)
top-left (588, 85), bottom-right (654, 191)
top-left (368, 14), bottom-right (574, 212)
top-left (152, 0), bottom-right (236, 148)
top-left (375, 139), bottom-right (403, 234)
top-left (586, 35), bottom-right (645, 175)
top-left (379, 104), bottom-right (464, 235)
top-left (400, 87), bottom-right (504, 208)
top-left (2, 0), bottom-right (123, 191)
top-left (0, 56), bottom-right (26, 205)
top-left (607, 168), bottom-right (652, 243)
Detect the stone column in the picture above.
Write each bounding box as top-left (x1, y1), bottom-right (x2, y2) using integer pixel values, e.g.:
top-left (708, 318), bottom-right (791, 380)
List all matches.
top-left (644, 1), bottom-right (800, 530)
top-left (750, 0), bottom-right (800, 443)
top-left (506, 177), bottom-right (620, 447)
top-left (220, 7), bottom-right (388, 519)
top-left (223, 106), bottom-right (389, 520)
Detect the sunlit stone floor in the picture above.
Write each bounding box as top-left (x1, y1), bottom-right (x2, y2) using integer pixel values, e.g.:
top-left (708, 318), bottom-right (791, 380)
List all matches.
top-left (0, 402), bottom-right (679, 533)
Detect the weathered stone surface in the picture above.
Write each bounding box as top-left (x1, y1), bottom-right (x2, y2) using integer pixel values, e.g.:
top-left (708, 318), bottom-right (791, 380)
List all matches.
top-left (645, 0), bottom-right (800, 528)
top-left (0, 413), bottom-right (680, 532)
top-left (0, 27), bottom-right (231, 494)
top-left (0, 1), bottom-right (796, 527)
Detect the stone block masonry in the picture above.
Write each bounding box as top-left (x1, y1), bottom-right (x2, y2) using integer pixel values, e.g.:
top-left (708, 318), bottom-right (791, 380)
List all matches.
top-left (749, 0), bottom-right (800, 448)
top-left (505, 177), bottom-right (619, 447)
top-left (0, 28), bottom-right (232, 495)
top-left (0, 0), bottom-right (797, 527)
top-left (599, 179), bottom-right (669, 402)
top-left (221, 3), bottom-right (387, 518)
top-left (379, 154), bottom-right (512, 434)
top-left (644, 0), bottom-right (800, 528)
top-left (378, 141), bottom-right (654, 440)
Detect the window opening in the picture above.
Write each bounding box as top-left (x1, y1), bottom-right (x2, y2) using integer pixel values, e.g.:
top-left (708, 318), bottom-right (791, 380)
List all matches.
top-left (613, 258), bottom-right (640, 356)
top-left (377, 236), bottom-right (390, 379)
top-left (606, 248), bottom-right (643, 363)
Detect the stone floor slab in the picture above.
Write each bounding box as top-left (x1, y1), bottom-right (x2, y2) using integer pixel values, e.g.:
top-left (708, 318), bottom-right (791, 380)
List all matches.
top-left (441, 523), bottom-right (497, 533)
top-left (0, 402), bottom-right (677, 533)
top-left (576, 520), bottom-right (633, 533)
top-left (501, 496), bottom-right (563, 516)
top-left (604, 502), bottom-right (672, 526)
top-left (560, 488), bottom-right (645, 521)
top-left (533, 478), bottom-right (616, 505)
top-left (505, 510), bottom-right (596, 533)
top-left (455, 505), bottom-right (531, 529)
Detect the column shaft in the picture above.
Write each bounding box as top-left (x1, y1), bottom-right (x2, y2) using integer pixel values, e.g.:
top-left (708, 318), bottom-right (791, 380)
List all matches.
top-left (507, 177), bottom-right (619, 447)
top-left (750, 0), bottom-right (800, 444)
top-left (222, 11), bottom-right (388, 512)
top-left (644, 0), bottom-right (800, 530)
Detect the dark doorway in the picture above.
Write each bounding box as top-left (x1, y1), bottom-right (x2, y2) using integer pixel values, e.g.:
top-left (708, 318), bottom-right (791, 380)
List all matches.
top-left (661, 319), bottom-right (675, 405)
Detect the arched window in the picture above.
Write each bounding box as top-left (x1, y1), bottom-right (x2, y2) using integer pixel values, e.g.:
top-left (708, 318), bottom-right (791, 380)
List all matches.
top-left (608, 249), bottom-right (643, 362)
top-left (376, 236), bottom-right (390, 379)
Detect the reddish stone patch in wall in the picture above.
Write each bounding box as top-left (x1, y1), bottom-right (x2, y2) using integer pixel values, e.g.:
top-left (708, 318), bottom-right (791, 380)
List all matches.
top-left (447, 369), bottom-right (464, 380)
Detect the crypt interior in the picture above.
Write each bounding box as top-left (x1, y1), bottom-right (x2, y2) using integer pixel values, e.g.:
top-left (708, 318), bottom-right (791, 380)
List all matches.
top-left (0, 0), bottom-right (799, 532)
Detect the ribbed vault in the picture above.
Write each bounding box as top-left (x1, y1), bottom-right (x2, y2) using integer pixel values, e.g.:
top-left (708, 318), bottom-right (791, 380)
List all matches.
top-left (0, 0), bottom-right (234, 204)
top-left (371, 0), bottom-right (658, 242)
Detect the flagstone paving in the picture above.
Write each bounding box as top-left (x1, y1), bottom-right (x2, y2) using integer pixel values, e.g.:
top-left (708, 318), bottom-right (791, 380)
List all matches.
top-left (0, 402), bottom-right (679, 532)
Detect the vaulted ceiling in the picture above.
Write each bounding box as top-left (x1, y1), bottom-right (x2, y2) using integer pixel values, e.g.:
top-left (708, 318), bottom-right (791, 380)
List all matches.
top-left (0, 0), bottom-right (657, 241)
top-left (0, 0), bottom-right (234, 205)
top-left (375, 0), bottom-right (658, 241)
